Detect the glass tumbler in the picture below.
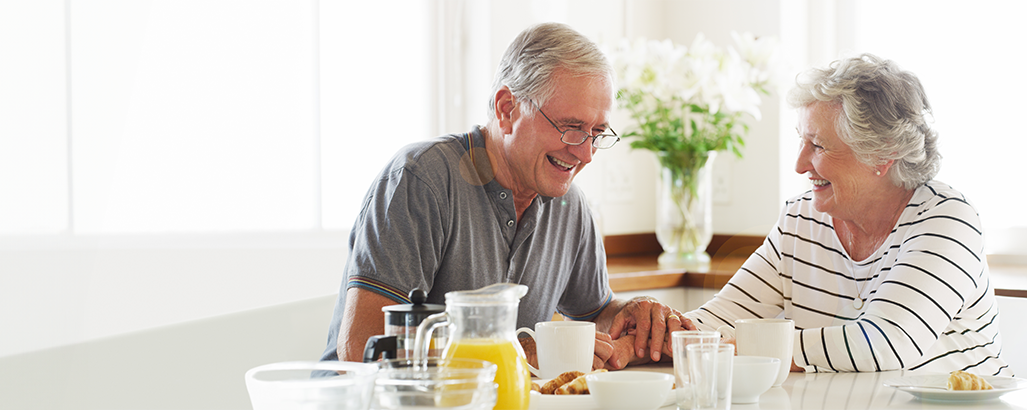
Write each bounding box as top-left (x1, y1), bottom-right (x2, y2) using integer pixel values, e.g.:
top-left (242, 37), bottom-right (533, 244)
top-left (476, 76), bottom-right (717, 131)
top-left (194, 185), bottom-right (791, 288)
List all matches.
top-left (687, 343), bottom-right (734, 410)
top-left (671, 330), bottom-right (721, 409)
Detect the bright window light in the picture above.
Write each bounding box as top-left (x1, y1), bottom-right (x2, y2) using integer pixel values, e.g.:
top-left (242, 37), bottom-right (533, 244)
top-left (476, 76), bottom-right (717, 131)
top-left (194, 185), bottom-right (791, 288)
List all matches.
top-left (850, 0), bottom-right (1027, 253)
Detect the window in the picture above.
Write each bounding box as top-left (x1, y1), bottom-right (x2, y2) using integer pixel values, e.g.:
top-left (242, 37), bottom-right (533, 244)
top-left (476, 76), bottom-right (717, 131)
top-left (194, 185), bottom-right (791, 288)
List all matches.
top-left (0, 0), bottom-right (433, 236)
top-left (69, 0), bottom-right (319, 234)
top-left (0, 0), bottom-right (67, 234)
top-left (320, 1), bottom-right (432, 230)
top-left (846, 0), bottom-right (1027, 254)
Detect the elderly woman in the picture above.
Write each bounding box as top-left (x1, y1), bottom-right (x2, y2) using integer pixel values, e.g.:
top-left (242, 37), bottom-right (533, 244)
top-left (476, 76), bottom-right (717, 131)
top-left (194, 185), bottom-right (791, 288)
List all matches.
top-left (683, 54), bottom-right (1010, 376)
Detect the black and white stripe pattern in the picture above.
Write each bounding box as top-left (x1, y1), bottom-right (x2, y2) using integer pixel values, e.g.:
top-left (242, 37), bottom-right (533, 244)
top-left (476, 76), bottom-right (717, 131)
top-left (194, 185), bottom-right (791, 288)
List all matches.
top-left (686, 181), bottom-right (1011, 376)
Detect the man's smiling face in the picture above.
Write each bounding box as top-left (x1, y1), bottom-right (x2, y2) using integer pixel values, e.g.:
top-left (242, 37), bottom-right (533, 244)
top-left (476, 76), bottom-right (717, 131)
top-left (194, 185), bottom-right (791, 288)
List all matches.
top-left (499, 70), bottom-right (614, 200)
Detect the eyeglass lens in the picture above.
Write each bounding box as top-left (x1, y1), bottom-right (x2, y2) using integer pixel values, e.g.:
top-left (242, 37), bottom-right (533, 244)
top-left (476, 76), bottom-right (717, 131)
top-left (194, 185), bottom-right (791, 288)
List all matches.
top-left (562, 130), bottom-right (618, 149)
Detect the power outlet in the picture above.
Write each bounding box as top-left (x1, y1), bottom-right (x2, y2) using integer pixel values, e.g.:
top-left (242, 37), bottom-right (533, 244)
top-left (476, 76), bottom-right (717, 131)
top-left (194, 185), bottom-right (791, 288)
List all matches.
top-left (605, 169), bottom-right (634, 204)
top-left (712, 165), bottom-right (730, 205)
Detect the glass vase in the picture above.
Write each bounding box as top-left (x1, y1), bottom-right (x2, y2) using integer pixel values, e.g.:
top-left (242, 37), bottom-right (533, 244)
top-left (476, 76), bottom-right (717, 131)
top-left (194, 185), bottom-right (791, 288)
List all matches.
top-left (656, 151), bottom-right (716, 270)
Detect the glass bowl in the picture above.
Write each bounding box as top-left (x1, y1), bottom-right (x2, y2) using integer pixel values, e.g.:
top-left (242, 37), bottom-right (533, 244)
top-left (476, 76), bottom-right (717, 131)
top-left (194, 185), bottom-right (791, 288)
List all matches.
top-left (245, 360), bottom-right (378, 410)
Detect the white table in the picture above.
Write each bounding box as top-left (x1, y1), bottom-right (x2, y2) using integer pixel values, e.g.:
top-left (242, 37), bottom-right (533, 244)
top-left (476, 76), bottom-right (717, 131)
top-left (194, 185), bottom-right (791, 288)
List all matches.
top-left (632, 364), bottom-right (1027, 410)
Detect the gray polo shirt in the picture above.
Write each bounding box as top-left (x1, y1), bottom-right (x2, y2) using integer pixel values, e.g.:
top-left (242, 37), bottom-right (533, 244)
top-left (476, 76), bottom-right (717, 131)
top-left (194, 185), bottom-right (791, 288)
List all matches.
top-left (320, 126), bottom-right (611, 361)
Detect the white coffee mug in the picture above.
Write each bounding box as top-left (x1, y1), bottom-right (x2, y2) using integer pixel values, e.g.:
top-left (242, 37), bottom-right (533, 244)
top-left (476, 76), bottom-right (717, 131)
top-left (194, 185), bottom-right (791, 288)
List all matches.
top-left (516, 321), bottom-right (595, 379)
top-left (719, 318), bottom-right (794, 386)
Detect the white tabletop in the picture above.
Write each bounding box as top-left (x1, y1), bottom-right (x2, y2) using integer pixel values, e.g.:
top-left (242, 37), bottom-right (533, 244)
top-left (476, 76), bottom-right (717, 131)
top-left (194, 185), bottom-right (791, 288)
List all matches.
top-left (628, 364), bottom-right (1027, 410)
top-left (757, 371), bottom-right (1026, 410)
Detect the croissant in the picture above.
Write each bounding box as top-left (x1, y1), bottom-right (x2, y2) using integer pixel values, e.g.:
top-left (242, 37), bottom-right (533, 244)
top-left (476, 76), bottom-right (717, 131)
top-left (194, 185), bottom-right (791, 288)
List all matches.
top-left (947, 370), bottom-right (993, 391)
top-left (540, 371), bottom-right (583, 394)
top-left (555, 369), bottom-right (608, 395)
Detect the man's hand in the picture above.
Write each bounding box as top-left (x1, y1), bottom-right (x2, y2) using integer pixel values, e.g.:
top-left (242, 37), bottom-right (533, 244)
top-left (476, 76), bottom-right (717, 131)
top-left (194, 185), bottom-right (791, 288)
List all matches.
top-left (606, 296), bottom-right (686, 362)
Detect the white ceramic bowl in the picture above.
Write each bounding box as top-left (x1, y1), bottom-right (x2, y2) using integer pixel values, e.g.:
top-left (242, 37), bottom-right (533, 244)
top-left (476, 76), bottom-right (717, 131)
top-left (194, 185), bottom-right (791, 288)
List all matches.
top-left (731, 356), bottom-right (780, 404)
top-left (586, 371), bottom-right (674, 410)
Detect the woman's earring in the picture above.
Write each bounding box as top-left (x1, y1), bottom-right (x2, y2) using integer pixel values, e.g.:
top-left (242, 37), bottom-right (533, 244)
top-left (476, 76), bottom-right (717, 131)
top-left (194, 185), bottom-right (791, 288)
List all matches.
top-left (875, 170), bottom-right (882, 176)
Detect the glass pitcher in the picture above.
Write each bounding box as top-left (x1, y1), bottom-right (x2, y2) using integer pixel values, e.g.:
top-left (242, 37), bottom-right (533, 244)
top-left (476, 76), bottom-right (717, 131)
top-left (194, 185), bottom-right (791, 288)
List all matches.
top-left (414, 283), bottom-right (532, 410)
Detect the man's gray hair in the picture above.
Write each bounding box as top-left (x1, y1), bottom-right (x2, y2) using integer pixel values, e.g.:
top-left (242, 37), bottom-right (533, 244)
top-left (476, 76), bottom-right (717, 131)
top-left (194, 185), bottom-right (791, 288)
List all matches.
top-left (487, 22), bottom-right (615, 120)
top-left (787, 53), bottom-right (941, 190)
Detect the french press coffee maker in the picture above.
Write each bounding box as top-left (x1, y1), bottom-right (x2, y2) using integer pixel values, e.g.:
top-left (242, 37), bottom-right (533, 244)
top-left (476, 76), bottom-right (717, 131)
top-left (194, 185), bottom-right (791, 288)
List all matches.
top-left (363, 288), bottom-right (446, 362)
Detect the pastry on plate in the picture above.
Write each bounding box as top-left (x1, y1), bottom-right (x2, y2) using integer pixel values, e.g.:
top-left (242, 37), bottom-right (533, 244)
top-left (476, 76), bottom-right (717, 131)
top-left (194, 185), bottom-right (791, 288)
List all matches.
top-left (947, 370), bottom-right (993, 391)
top-left (539, 369), bottom-right (608, 395)
top-left (556, 370), bottom-right (607, 395)
top-left (540, 371), bottom-right (583, 394)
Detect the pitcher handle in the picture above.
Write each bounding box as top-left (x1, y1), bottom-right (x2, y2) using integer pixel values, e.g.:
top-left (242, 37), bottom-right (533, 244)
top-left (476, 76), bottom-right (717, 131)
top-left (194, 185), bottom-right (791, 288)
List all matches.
top-left (363, 335), bottom-right (397, 363)
top-left (414, 311), bottom-right (450, 361)
top-left (515, 327), bottom-right (541, 378)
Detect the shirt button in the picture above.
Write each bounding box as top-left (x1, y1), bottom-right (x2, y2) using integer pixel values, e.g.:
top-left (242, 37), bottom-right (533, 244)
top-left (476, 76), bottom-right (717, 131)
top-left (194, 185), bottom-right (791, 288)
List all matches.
top-left (499, 192), bottom-right (508, 200)
top-left (506, 220), bottom-right (515, 227)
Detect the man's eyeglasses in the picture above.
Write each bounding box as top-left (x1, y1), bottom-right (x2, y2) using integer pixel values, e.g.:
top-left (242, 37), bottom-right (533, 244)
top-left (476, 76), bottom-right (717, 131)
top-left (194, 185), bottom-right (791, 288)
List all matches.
top-left (531, 101), bottom-right (619, 149)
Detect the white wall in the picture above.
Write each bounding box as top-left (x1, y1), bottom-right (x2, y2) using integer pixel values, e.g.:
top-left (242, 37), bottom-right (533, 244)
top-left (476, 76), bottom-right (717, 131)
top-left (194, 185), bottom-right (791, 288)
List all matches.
top-left (0, 232), bottom-right (346, 357)
top-left (0, 294), bottom-right (339, 410)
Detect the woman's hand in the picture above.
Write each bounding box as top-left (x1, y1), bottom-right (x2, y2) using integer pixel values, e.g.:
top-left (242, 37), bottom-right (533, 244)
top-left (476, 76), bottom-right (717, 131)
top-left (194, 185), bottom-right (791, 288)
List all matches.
top-left (603, 332), bottom-right (676, 369)
top-left (605, 334), bottom-right (648, 369)
top-left (593, 331), bottom-right (614, 370)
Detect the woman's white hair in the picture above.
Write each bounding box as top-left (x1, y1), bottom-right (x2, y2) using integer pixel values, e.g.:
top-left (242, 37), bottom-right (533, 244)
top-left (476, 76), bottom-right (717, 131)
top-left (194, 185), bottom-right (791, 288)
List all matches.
top-left (787, 53), bottom-right (941, 190)
top-left (487, 22), bottom-right (615, 120)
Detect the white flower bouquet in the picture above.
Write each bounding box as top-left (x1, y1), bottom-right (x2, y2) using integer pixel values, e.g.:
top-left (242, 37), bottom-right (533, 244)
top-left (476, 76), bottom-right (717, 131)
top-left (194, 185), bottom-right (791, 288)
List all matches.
top-left (606, 32), bottom-right (779, 266)
top-left (607, 32), bottom-right (779, 166)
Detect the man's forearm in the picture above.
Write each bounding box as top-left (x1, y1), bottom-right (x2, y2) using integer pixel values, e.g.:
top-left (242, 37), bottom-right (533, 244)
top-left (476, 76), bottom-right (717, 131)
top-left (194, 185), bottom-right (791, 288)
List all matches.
top-left (338, 287), bottom-right (395, 362)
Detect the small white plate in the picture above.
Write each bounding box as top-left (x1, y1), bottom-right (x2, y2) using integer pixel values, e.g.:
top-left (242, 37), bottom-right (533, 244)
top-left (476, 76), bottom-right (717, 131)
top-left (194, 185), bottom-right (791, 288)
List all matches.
top-left (529, 377), bottom-right (676, 410)
top-left (529, 377), bottom-right (598, 410)
top-left (883, 374), bottom-right (1027, 402)
top-left (529, 390), bottom-right (598, 410)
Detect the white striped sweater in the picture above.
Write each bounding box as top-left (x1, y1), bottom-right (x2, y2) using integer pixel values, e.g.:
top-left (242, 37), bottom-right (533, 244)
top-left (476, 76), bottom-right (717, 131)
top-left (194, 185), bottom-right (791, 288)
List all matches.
top-left (685, 181), bottom-right (1012, 376)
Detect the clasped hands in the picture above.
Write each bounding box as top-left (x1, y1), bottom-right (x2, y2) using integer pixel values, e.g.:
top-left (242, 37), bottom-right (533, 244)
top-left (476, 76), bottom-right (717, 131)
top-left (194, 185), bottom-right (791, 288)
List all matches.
top-left (595, 296), bottom-right (692, 370)
top-left (522, 297), bottom-right (691, 371)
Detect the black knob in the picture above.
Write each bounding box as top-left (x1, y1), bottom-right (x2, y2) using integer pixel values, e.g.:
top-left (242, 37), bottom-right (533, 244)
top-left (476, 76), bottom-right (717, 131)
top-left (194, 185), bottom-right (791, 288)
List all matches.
top-left (409, 289), bottom-right (428, 305)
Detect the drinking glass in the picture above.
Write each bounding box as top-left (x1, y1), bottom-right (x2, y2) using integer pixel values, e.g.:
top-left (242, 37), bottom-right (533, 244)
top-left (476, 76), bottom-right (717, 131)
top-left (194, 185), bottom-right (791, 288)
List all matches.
top-left (687, 343), bottom-right (734, 410)
top-left (671, 331), bottom-right (721, 410)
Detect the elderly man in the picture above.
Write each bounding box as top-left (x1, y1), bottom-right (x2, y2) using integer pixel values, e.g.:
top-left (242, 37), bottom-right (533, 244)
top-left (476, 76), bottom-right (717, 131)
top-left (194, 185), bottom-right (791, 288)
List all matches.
top-left (320, 22), bottom-right (684, 370)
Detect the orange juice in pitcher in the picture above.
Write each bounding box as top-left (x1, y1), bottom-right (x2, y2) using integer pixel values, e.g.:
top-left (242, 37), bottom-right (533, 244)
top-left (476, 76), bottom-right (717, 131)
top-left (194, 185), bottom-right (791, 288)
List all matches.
top-left (447, 338), bottom-right (531, 410)
top-left (414, 283), bottom-right (532, 410)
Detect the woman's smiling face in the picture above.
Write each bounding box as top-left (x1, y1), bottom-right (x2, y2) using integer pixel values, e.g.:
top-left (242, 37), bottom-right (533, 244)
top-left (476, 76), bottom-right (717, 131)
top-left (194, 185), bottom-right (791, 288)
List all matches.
top-left (794, 102), bottom-right (879, 219)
